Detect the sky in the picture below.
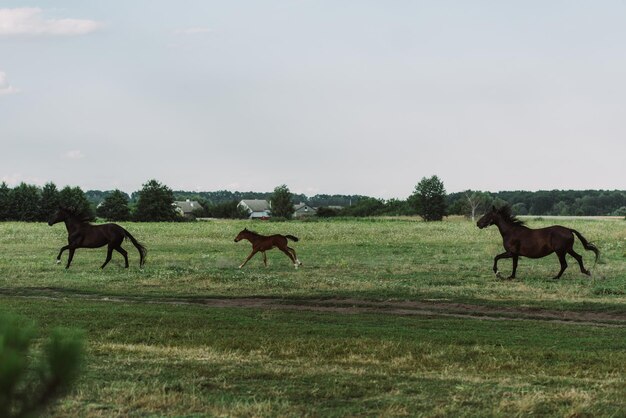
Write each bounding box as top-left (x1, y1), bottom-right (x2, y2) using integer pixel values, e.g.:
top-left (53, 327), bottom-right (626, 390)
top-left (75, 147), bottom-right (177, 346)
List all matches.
top-left (1, 1), bottom-right (625, 198)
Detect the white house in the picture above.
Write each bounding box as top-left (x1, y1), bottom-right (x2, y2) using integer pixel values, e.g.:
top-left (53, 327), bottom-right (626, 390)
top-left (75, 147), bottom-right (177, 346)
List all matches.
top-left (238, 199), bottom-right (271, 219)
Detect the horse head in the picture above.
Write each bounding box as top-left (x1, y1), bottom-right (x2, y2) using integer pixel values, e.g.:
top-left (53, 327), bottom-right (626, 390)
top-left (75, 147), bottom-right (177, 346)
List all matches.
top-left (476, 206), bottom-right (497, 229)
top-left (234, 228), bottom-right (249, 242)
top-left (48, 207), bottom-right (72, 226)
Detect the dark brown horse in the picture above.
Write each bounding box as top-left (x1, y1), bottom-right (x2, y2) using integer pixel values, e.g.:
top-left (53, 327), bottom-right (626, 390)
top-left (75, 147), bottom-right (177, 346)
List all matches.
top-left (48, 207), bottom-right (147, 269)
top-left (234, 228), bottom-right (302, 269)
top-left (477, 205), bottom-right (599, 280)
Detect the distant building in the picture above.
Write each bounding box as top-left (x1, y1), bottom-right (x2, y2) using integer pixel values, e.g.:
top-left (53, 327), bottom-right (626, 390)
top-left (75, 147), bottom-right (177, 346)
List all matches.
top-left (238, 199), bottom-right (271, 219)
top-left (293, 202), bottom-right (317, 218)
top-left (173, 200), bottom-right (204, 217)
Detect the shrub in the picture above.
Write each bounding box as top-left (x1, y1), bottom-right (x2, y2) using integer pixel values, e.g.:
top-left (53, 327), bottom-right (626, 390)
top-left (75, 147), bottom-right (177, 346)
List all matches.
top-left (0, 314), bottom-right (84, 418)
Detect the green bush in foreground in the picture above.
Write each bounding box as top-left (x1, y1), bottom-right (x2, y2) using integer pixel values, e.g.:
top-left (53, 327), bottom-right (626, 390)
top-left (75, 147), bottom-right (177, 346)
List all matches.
top-left (0, 315), bottom-right (84, 418)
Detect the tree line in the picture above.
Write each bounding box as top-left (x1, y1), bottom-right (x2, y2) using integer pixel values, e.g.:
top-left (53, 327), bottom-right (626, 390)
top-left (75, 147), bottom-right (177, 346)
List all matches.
top-left (1, 177), bottom-right (624, 222)
top-left (0, 180), bottom-right (180, 222)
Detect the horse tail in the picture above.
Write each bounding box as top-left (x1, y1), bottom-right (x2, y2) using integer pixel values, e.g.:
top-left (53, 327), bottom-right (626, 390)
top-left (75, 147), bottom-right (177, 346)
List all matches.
top-left (285, 235), bottom-right (299, 242)
top-left (123, 229), bottom-right (147, 267)
top-left (571, 229), bottom-right (599, 267)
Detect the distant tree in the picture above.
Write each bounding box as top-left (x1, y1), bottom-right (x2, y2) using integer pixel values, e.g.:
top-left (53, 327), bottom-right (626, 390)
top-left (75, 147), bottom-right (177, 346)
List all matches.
top-left (464, 190), bottom-right (492, 221)
top-left (270, 184), bottom-right (295, 219)
top-left (58, 186), bottom-right (94, 219)
top-left (39, 182), bottom-right (60, 222)
top-left (205, 201), bottom-right (249, 219)
top-left (316, 207), bottom-right (340, 218)
top-left (611, 206), bottom-right (626, 217)
top-left (96, 189), bottom-right (131, 221)
top-left (341, 197), bottom-right (386, 217)
top-left (9, 183), bottom-right (41, 221)
top-left (411, 175), bottom-right (447, 221)
top-left (0, 314), bottom-right (84, 418)
top-left (0, 182), bottom-right (10, 221)
top-left (134, 179), bottom-right (178, 222)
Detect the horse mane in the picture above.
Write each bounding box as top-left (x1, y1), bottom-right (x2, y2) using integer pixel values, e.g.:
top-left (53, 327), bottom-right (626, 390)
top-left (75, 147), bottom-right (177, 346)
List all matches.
top-left (61, 206), bottom-right (93, 223)
top-left (243, 228), bottom-right (261, 236)
top-left (496, 205), bottom-right (525, 226)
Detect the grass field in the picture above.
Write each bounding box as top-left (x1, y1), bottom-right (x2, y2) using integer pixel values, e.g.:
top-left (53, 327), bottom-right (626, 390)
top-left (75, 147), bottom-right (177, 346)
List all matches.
top-left (0, 217), bottom-right (625, 416)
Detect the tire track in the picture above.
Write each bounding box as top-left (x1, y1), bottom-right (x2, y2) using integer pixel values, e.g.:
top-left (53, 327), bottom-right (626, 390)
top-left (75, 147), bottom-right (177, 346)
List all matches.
top-left (1, 287), bottom-right (625, 327)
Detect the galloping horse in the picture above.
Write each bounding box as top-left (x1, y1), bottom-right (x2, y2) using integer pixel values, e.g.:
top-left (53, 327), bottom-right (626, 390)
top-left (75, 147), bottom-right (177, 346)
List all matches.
top-left (234, 228), bottom-right (302, 269)
top-left (48, 207), bottom-right (147, 269)
top-left (477, 205), bottom-right (599, 280)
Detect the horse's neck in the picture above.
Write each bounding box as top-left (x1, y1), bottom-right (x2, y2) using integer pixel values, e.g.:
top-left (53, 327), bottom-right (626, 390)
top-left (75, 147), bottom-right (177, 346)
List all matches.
top-left (64, 218), bottom-right (83, 234)
top-left (494, 218), bottom-right (518, 237)
top-left (245, 233), bottom-right (261, 243)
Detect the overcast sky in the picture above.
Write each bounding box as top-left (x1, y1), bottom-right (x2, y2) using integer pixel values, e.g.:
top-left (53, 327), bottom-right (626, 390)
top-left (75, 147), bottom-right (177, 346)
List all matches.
top-left (1, 1), bottom-right (625, 198)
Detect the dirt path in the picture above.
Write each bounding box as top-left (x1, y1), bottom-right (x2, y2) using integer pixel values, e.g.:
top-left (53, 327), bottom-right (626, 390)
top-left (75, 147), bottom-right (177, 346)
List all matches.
top-left (1, 287), bottom-right (625, 327)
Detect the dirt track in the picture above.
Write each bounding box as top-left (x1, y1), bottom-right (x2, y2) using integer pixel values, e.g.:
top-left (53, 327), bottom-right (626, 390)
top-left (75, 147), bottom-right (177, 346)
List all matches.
top-left (1, 287), bottom-right (625, 327)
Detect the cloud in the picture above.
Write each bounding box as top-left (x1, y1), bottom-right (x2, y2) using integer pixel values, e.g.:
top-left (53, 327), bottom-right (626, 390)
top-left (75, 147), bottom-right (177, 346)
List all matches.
top-left (0, 8), bottom-right (102, 37)
top-left (174, 27), bottom-right (213, 35)
top-left (0, 72), bottom-right (18, 95)
top-left (63, 150), bottom-right (85, 160)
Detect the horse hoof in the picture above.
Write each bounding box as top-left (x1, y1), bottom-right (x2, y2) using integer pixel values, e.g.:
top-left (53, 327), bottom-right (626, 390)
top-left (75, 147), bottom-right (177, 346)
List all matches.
top-left (495, 271), bottom-right (503, 279)
top-left (56, 260), bottom-right (61, 265)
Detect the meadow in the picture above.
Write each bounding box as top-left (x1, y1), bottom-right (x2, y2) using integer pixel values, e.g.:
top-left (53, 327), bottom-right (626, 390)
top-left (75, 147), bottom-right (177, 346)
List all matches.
top-left (0, 217), bottom-right (625, 417)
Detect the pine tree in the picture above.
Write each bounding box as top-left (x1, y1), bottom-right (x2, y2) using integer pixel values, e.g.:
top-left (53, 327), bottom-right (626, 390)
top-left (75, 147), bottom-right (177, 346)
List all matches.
top-left (0, 182), bottom-right (10, 221)
top-left (39, 182), bottom-right (60, 222)
top-left (9, 183), bottom-right (41, 221)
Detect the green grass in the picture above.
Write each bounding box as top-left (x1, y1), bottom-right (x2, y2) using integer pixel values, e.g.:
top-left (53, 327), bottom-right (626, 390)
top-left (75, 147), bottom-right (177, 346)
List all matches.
top-left (0, 217), bottom-right (625, 416)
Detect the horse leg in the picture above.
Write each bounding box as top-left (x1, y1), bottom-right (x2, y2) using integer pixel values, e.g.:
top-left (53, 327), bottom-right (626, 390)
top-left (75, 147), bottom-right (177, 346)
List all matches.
top-left (493, 251), bottom-right (513, 279)
top-left (115, 246), bottom-right (129, 268)
top-left (279, 247), bottom-right (298, 269)
top-left (262, 251), bottom-right (267, 267)
top-left (65, 248), bottom-right (76, 269)
top-left (56, 245), bottom-right (70, 264)
top-left (568, 249), bottom-right (590, 276)
top-left (288, 247), bottom-right (302, 266)
top-left (101, 245), bottom-right (114, 269)
top-left (552, 251), bottom-right (568, 280)
top-left (508, 255), bottom-right (519, 280)
top-left (239, 250), bottom-right (258, 269)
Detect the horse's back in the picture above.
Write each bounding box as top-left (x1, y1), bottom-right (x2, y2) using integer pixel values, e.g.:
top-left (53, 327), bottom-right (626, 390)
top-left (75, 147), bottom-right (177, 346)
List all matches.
top-left (75, 223), bottom-right (126, 247)
top-left (507, 225), bottom-right (574, 257)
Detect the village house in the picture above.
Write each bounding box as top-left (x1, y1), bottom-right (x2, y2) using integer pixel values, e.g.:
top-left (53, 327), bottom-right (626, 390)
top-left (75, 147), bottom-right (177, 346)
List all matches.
top-left (173, 199), bottom-right (204, 217)
top-left (293, 202), bottom-right (317, 218)
top-left (237, 199), bottom-right (271, 219)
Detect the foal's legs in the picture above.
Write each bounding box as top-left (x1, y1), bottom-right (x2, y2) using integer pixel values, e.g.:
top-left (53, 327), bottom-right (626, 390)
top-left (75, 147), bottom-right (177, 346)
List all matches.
top-left (279, 247), bottom-right (298, 269)
top-left (239, 249), bottom-right (258, 269)
top-left (552, 251), bottom-right (568, 280)
top-left (262, 251), bottom-right (267, 267)
top-left (288, 247), bottom-right (302, 266)
top-left (493, 251), bottom-right (514, 279)
top-left (567, 249), bottom-right (590, 276)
